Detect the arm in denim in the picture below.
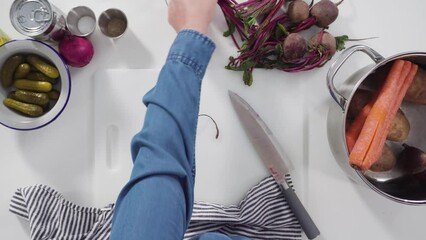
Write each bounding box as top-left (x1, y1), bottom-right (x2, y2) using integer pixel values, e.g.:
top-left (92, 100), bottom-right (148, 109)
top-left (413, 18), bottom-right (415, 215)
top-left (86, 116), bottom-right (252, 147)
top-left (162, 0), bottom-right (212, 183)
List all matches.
top-left (110, 30), bottom-right (215, 239)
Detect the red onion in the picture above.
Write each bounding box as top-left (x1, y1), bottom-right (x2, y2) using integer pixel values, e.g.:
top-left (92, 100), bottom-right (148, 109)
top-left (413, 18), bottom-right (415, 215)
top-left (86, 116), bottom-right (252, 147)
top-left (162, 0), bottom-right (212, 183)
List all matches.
top-left (59, 35), bottom-right (94, 68)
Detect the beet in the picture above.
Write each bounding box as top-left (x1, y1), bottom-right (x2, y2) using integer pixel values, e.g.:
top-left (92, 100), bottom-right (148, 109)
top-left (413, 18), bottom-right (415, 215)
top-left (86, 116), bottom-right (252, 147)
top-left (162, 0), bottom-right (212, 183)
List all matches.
top-left (283, 33), bottom-right (307, 61)
top-left (309, 31), bottom-right (336, 57)
top-left (310, 0), bottom-right (340, 27)
top-left (217, 0), bottom-right (348, 84)
top-left (288, 0), bottom-right (310, 24)
top-left (397, 144), bottom-right (426, 174)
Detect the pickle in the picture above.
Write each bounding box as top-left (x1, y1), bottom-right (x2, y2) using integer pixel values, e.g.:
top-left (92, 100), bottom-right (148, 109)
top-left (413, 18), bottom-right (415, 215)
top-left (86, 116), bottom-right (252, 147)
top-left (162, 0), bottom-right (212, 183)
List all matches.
top-left (0, 36), bottom-right (9, 47)
top-left (1, 55), bottom-right (24, 88)
top-left (15, 90), bottom-right (49, 106)
top-left (15, 79), bottom-right (52, 92)
top-left (26, 72), bottom-right (57, 84)
top-left (3, 98), bottom-right (44, 117)
top-left (47, 90), bottom-right (60, 100)
top-left (29, 65), bottom-right (39, 72)
top-left (7, 91), bottom-right (17, 99)
top-left (14, 63), bottom-right (31, 79)
top-left (27, 55), bottom-right (59, 79)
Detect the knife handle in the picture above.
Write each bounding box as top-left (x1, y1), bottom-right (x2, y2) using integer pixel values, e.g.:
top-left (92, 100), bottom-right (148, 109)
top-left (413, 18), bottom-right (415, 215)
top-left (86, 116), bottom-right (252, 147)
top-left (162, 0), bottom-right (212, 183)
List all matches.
top-left (278, 182), bottom-right (320, 240)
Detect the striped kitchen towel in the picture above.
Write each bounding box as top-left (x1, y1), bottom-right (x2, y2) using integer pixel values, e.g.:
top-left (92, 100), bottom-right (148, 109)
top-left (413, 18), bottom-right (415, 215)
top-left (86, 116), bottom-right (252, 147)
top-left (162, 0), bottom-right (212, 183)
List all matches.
top-left (9, 176), bottom-right (302, 240)
top-left (10, 185), bottom-right (113, 240)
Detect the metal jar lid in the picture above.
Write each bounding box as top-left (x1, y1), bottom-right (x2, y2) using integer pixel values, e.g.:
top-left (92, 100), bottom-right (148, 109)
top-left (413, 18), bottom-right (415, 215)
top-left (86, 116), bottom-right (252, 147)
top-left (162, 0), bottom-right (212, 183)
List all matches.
top-left (10, 0), bottom-right (53, 37)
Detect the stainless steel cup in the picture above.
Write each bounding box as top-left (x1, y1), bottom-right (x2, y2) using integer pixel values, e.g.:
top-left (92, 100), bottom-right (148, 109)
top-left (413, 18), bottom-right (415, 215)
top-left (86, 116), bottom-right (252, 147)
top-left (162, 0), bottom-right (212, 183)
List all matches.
top-left (98, 8), bottom-right (128, 38)
top-left (66, 6), bottom-right (96, 37)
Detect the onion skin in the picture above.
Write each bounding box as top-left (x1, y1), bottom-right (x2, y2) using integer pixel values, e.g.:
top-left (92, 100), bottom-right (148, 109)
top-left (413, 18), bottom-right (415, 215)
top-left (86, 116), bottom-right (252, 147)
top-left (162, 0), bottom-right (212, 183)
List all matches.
top-left (59, 35), bottom-right (94, 68)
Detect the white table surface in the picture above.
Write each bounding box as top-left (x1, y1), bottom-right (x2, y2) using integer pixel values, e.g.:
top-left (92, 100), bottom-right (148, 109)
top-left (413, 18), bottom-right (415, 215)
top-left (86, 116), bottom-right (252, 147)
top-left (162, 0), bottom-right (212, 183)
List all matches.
top-left (1, 0), bottom-right (426, 239)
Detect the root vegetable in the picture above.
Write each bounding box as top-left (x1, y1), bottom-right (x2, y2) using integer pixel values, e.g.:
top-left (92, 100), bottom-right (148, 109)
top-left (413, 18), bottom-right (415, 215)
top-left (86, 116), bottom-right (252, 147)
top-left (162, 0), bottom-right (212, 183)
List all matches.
top-left (370, 171), bottom-right (426, 198)
top-left (369, 143), bottom-right (396, 172)
top-left (288, 0), bottom-right (310, 24)
top-left (310, 0), bottom-right (341, 27)
top-left (347, 104), bottom-right (410, 152)
top-left (347, 89), bottom-right (375, 120)
top-left (309, 31), bottom-right (336, 57)
top-left (283, 33), bottom-right (307, 61)
top-left (349, 60), bottom-right (418, 171)
top-left (397, 144), bottom-right (426, 174)
top-left (387, 109), bottom-right (410, 142)
top-left (59, 35), bottom-right (94, 68)
top-left (404, 67), bottom-right (426, 104)
top-left (217, 0), bottom-right (348, 85)
top-left (346, 92), bottom-right (378, 153)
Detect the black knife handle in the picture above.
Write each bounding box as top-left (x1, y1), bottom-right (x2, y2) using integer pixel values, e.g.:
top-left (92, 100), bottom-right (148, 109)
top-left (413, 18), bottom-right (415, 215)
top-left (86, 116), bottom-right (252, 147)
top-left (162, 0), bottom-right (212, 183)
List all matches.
top-left (278, 183), bottom-right (320, 239)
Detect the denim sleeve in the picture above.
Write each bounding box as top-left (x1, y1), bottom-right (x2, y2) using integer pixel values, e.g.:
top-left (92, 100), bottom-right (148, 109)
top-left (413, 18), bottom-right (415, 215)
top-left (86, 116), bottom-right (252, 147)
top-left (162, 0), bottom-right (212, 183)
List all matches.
top-left (110, 30), bottom-right (215, 240)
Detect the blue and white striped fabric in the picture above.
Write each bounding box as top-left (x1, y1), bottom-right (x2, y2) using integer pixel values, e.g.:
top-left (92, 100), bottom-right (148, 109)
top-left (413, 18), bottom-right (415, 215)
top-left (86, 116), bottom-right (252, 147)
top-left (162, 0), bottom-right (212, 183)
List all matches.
top-left (9, 176), bottom-right (302, 240)
top-left (10, 185), bottom-right (113, 240)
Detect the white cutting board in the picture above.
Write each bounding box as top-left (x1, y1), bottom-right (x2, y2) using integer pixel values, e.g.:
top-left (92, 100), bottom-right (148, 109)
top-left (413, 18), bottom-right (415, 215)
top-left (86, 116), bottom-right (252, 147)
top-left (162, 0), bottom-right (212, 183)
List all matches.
top-left (93, 68), bottom-right (306, 207)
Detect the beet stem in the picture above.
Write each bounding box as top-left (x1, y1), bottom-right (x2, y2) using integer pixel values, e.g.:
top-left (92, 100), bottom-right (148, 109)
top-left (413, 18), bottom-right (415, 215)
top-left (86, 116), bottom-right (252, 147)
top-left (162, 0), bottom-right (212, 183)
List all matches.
top-left (217, 0), bottom-right (345, 84)
top-left (241, 0), bottom-right (270, 18)
top-left (347, 37), bottom-right (379, 41)
top-left (335, 0), bottom-right (345, 6)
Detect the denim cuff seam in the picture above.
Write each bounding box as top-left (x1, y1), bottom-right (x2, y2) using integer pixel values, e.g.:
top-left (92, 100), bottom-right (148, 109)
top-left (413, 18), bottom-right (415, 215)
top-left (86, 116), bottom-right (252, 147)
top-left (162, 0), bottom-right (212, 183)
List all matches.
top-left (179, 29), bottom-right (215, 49)
top-left (167, 53), bottom-right (205, 80)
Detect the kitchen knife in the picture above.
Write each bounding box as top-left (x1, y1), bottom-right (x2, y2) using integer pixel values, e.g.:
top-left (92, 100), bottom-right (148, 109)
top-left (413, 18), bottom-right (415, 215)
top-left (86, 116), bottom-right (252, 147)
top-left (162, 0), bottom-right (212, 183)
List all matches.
top-left (229, 90), bottom-right (320, 240)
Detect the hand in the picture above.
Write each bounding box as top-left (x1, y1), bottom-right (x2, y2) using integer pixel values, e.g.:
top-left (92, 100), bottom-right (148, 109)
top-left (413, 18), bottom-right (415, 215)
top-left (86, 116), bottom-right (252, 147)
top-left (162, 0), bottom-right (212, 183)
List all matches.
top-left (168, 0), bottom-right (217, 34)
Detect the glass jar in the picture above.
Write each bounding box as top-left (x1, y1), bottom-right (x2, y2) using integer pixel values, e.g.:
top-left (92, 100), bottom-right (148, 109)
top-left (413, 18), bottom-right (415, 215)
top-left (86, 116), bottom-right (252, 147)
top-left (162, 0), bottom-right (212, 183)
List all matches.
top-left (0, 28), bottom-right (11, 46)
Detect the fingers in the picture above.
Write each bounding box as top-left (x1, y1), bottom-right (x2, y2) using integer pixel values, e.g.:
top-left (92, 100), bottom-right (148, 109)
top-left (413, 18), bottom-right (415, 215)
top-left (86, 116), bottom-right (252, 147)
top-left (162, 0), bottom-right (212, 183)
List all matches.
top-left (168, 0), bottom-right (217, 34)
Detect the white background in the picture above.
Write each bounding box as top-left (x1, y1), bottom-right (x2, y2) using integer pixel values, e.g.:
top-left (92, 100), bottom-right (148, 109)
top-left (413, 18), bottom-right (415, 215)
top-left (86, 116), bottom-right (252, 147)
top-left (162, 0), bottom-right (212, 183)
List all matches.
top-left (1, 0), bottom-right (426, 239)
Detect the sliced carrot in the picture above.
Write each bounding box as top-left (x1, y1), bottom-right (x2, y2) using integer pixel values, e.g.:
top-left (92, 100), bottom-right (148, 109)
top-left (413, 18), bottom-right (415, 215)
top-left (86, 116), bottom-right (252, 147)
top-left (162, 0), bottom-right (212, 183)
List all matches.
top-left (348, 115), bottom-right (381, 169)
top-left (348, 60), bottom-right (407, 170)
top-left (361, 63), bottom-right (418, 170)
top-left (345, 103), bottom-right (371, 153)
top-left (346, 92), bottom-right (378, 153)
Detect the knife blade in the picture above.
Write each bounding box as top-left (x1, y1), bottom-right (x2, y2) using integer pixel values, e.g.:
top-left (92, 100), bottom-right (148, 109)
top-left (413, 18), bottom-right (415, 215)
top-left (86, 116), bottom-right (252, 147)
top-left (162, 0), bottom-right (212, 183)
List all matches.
top-left (229, 90), bottom-right (320, 240)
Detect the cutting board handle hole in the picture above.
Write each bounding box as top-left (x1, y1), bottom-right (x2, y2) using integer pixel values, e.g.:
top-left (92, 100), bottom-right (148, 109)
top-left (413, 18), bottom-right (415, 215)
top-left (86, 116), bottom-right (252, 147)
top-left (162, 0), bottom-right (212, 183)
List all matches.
top-left (106, 124), bottom-right (120, 171)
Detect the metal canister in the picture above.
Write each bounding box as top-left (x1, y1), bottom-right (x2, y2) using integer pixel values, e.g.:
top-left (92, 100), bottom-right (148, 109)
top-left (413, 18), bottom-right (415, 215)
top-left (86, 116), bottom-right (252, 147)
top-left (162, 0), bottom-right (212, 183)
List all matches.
top-left (10, 0), bottom-right (68, 42)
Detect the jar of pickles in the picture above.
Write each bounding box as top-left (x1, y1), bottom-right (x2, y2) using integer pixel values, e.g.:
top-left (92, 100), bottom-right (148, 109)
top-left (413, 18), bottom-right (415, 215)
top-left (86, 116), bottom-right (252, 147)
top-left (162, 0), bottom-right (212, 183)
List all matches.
top-left (0, 28), bottom-right (11, 46)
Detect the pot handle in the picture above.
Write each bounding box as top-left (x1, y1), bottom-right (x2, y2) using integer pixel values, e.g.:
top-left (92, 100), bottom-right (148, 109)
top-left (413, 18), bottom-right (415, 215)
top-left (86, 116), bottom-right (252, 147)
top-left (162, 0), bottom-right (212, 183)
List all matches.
top-left (327, 45), bottom-right (384, 110)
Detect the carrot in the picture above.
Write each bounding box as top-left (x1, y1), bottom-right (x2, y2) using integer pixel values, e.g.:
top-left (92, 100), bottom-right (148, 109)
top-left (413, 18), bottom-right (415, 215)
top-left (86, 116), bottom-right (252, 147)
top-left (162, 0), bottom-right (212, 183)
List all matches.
top-left (361, 62), bottom-right (418, 170)
top-left (346, 92), bottom-right (379, 152)
top-left (348, 60), bottom-right (408, 170)
top-left (346, 101), bottom-right (372, 152)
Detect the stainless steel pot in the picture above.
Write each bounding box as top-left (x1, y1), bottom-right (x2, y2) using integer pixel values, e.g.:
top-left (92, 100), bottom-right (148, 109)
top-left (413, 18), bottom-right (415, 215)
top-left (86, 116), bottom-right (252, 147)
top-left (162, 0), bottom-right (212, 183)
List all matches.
top-left (326, 45), bottom-right (426, 205)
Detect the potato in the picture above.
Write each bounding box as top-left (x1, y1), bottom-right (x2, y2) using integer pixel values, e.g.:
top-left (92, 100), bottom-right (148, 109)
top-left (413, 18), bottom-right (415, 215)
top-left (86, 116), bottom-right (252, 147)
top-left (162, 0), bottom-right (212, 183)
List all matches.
top-left (387, 109), bottom-right (410, 142)
top-left (347, 89), bottom-right (374, 120)
top-left (369, 143), bottom-right (396, 172)
top-left (348, 89), bottom-right (410, 142)
top-left (362, 63), bottom-right (392, 91)
top-left (404, 67), bottom-right (426, 104)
